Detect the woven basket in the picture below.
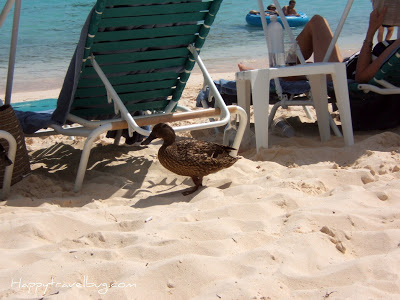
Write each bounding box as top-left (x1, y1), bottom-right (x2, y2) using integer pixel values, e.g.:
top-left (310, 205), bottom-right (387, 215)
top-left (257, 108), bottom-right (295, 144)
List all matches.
top-left (0, 105), bottom-right (31, 186)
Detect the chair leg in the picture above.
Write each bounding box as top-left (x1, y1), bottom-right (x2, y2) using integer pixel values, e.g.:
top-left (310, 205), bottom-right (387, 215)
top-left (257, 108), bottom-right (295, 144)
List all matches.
top-left (331, 64), bottom-right (354, 146)
top-left (236, 78), bottom-right (252, 134)
top-left (302, 105), bottom-right (315, 121)
top-left (250, 70), bottom-right (271, 151)
top-left (268, 102), bottom-right (282, 128)
top-left (329, 115), bottom-right (343, 137)
top-left (229, 106), bottom-right (248, 157)
top-left (113, 129), bottom-right (122, 145)
top-left (74, 123), bottom-right (113, 192)
top-left (200, 89), bottom-right (222, 135)
top-left (308, 74), bottom-right (331, 142)
top-left (223, 118), bottom-right (234, 147)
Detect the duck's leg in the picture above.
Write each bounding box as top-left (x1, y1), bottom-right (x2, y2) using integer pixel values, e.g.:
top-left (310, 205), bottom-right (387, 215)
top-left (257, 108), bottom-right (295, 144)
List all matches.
top-left (182, 176), bottom-right (203, 196)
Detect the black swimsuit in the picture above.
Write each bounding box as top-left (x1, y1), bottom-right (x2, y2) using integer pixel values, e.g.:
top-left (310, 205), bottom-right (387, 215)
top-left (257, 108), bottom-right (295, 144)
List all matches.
top-left (344, 40), bottom-right (396, 80)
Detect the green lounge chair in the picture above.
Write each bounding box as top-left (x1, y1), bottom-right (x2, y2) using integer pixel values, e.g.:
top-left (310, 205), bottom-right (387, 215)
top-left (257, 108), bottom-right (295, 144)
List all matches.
top-left (335, 44), bottom-right (400, 131)
top-left (350, 45), bottom-right (400, 95)
top-left (15, 0), bottom-right (247, 192)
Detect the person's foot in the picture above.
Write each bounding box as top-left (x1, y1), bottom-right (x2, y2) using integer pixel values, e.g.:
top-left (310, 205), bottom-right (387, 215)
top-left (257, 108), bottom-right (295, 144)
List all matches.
top-left (238, 63), bottom-right (254, 71)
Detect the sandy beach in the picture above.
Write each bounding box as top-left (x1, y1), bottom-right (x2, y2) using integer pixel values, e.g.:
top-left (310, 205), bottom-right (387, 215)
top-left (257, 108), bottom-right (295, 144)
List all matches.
top-left (1, 64), bottom-right (400, 300)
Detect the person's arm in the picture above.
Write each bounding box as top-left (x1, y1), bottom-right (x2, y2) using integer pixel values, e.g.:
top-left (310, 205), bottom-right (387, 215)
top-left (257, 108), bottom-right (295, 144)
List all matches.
top-left (355, 7), bottom-right (398, 83)
top-left (282, 6), bottom-right (288, 16)
top-left (292, 8), bottom-right (300, 17)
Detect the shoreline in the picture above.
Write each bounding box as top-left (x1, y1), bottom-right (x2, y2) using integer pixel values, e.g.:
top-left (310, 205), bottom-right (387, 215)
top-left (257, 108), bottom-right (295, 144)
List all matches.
top-left (7, 47), bottom-right (359, 103)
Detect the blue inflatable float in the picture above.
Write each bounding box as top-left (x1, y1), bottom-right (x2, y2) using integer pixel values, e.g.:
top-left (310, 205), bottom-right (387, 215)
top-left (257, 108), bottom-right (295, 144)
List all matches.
top-left (246, 12), bottom-right (309, 27)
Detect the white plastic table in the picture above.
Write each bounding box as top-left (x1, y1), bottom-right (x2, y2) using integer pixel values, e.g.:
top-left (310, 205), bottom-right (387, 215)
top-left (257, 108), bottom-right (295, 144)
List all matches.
top-left (236, 62), bottom-right (354, 152)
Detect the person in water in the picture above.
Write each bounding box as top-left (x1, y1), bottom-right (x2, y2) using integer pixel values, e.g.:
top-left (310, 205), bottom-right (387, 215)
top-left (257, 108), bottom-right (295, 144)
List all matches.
top-left (282, 0), bottom-right (300, 17)
top-left (249, 4), bottom-right (278, 16)
top-left (239, 6), bottom-right (400, 84)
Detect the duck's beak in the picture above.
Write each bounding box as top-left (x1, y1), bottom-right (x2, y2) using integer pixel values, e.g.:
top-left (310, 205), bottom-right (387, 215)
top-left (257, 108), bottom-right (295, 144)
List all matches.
top-left (141, 133), bottom-right (157, 145)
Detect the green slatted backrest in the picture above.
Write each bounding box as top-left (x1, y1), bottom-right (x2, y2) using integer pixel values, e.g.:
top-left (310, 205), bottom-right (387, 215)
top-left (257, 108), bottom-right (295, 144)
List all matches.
top-left (371, 46), bottom-right (400, 84)
top-left (70, 0), bottom-right (223, 118)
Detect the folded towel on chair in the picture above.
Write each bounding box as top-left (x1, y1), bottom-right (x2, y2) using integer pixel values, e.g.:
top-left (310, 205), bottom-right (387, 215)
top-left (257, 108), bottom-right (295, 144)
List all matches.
top-left (196, 79), bottom-right (312, 107)
top-left (13, 111), bottom-right (54, 134)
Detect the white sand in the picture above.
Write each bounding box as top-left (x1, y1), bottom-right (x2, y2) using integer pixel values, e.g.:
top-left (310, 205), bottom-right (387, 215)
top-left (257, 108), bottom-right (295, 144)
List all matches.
top-left (1, 68), bottom-right (400, 300)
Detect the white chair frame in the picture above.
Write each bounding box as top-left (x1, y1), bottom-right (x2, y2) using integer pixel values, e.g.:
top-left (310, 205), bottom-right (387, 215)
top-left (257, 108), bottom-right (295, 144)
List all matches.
top-left (234, 0), bottom-right (355, 151)
top-left (26, 45), bottom-right (248, 192)
top-left (0, 130), bottom-right (16, 200)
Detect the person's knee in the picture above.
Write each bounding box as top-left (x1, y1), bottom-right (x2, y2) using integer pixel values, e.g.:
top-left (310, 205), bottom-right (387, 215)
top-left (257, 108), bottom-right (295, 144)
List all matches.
top-left (310, 14), bottom-right (325, 24)
top-left (308, 15), bottom-right (329, 31)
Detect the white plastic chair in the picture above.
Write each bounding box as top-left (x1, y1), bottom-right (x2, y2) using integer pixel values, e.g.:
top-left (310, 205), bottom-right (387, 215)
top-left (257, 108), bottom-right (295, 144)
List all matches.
top-left (235, 0), bottom-right (355, 151)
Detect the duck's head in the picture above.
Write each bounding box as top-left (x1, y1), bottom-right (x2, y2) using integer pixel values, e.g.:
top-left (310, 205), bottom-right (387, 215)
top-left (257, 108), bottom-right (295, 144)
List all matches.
top-left (141, 123), bottom-right (176, 146)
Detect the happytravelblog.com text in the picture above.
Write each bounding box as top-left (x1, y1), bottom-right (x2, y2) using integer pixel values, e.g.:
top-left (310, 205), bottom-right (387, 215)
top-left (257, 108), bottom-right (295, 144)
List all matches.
top-left (10, 276), bottom-right (136, 295)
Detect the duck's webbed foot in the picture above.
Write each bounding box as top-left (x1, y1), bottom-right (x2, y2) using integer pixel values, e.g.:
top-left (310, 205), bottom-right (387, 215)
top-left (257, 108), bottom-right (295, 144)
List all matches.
top-left (182, 176), bottom-right (203, 196)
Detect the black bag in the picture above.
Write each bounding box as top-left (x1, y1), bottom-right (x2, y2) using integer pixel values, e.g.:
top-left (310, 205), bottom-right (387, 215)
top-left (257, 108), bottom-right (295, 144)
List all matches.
top-left (346, 91), bottom-right (400, 131)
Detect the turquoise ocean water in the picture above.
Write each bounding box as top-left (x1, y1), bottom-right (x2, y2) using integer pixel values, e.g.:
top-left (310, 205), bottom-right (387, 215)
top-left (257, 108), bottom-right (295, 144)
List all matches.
top-left (0, 0), bottom-right (373, 94)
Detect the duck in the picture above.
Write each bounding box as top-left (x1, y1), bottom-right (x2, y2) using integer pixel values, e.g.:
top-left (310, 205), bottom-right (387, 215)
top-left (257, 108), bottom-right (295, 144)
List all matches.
top-left (141, 123), bottom-right (239, 195)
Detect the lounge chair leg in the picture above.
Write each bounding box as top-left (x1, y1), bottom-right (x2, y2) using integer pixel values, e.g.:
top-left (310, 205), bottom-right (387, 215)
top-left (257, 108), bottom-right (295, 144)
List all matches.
top-left (329, 115), bottom-right (343, 137)
top-left (302, 106), bottom-right (315, 121)
top-left (229, 106), bottom-right (248, 156)
top-left (268, 102), bottom-right (282, 128)
top-left (113, 129), bottom-right (122, 145)
top-left (74, 123), bottom-right (113, 192)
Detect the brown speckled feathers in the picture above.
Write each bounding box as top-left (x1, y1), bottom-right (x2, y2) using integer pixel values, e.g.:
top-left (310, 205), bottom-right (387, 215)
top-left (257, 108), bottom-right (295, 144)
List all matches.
top-left (158, 139), bottom-right (238, 178)
top-left (142, 123), bottom-right (239, 195)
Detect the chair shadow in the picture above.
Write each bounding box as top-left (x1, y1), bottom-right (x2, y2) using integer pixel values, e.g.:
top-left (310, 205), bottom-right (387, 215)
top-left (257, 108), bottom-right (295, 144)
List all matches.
top-left (8, 140), bottom-right (234, 207)
top-left (20, 142), bottom-right (154, 204)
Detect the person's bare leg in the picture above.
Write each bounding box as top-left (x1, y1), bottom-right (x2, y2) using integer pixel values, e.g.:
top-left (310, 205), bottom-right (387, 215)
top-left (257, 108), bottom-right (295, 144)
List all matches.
top-left (377, 26), bottom-right (384, 42)
top-left (296, 15), bottom-right (343, 62)
top-left (385, 26), bottom-right (394, 41)
top-left (238, 63), bottom-right (254, 71)
top-left (238, 15), bottom-right (342, 73)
